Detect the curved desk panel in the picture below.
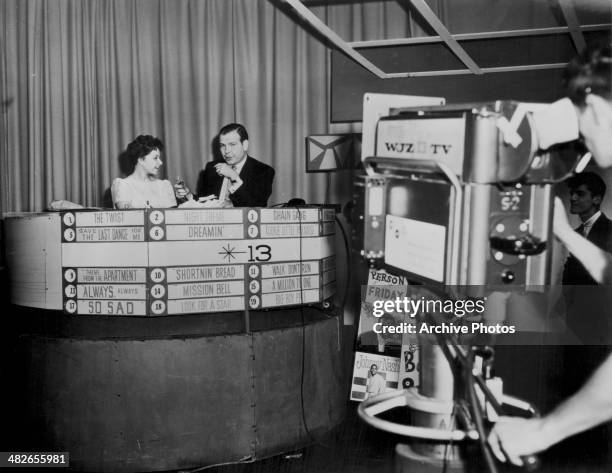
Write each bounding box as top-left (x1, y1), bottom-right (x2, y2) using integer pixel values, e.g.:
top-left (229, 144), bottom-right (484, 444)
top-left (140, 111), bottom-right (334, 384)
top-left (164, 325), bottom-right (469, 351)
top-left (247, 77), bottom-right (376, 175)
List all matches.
top-left (18, 308), bottom-right (344, 472)
top-left (4, 208), bottom-right (343, 471)
top-left (4, 208), bottom-right (336, 316)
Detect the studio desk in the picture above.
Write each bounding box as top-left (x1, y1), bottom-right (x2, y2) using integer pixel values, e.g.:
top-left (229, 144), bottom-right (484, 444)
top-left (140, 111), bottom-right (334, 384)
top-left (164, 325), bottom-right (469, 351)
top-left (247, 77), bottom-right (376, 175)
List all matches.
top-left (4, 207), bottom-right (344, 472)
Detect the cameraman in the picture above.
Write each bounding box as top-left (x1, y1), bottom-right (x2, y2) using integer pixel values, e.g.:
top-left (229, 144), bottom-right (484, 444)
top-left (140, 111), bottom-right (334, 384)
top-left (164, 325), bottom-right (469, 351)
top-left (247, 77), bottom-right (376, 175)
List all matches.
top-left (490, 44), bottom-right (612, 466)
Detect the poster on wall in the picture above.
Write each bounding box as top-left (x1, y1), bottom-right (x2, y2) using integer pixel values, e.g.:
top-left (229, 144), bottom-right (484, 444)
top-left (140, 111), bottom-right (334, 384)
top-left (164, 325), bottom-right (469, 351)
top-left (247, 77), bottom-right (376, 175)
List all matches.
top-left (355, 269), bottom-right (408, 357)
top-left (350, 351), bottom-right (400, 402)
top-left (354, 269), bottom-right (423, 396)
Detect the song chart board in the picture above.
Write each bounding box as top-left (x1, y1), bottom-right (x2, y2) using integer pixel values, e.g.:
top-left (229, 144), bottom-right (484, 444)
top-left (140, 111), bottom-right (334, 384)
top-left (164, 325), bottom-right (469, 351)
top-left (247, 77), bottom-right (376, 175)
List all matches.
top-left (60, 208), bottom-right (336, 316)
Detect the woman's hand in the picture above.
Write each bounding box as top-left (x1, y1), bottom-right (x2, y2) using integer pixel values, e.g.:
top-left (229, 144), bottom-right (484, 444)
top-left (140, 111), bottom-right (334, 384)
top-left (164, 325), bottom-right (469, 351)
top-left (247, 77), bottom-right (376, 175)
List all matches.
top-left (174, 181), bottom-right (193, 201)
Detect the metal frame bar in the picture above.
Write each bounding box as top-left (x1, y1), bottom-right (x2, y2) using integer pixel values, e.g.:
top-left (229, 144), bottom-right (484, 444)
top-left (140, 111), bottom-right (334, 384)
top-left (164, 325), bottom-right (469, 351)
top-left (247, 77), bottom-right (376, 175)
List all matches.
top-left (348, 24), bottom-right (610, 48)
top-left (284, 0), bottom-right (387, 78)
top-left (383, 63), bottom-right (568, 79)
top-left (409, 0), bottom-right (481, 74)
top-left (283, 0), bottom-right (611, 79)
top-left (558, 0), bottom-right (587, 52)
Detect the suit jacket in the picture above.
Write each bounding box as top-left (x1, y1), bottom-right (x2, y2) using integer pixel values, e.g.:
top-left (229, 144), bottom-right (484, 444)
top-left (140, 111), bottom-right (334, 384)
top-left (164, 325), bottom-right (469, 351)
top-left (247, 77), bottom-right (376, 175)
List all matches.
top-left (562, 213), bottom-right (612, 357)
top-left (562, 213), bottom-right (612, 285)
top-left (195, 156), bottom-right (275, 207)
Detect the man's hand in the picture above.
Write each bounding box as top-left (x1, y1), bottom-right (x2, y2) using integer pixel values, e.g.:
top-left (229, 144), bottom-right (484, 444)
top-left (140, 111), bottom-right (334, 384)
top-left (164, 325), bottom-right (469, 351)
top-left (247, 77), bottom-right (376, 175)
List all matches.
top-left (488, 416), bottom-right (555, 466)
top-left (552, 196), bottom-right (572, 238)
top-left (215, 163), bottom-right (239, 181)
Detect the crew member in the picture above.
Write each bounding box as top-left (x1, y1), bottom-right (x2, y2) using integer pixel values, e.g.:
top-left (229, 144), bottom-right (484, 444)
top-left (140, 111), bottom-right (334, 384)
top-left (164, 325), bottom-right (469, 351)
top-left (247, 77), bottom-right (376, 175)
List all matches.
top-left (559, 171), bottom-right (612, 460)
top-left (562, 172), bottom-right (612, 286)
top-left (490, 44), bottom-right (612, 466)
top-left (562, 171), bottom-right (612, 345)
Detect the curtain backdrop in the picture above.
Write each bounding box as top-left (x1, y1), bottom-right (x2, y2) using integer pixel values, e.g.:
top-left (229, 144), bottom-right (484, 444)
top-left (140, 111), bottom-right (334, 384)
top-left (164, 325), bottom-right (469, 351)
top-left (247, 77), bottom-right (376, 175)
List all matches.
top-left (0, 0), bottom-right (569, 212)
top-left (0, 0), bottom-right (444, 213)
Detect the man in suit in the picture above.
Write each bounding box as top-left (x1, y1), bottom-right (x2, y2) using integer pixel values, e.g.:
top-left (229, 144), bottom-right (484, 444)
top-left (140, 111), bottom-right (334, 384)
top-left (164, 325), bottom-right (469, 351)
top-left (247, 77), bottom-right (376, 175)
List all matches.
top-left (560, 171), bottom-right (612, 459)
top-left (562, 171), bottom-right (612, 345)
top-left (195, 123), bottom-right (274, 207)
top-left (562, 171), bottom-right (612, 285)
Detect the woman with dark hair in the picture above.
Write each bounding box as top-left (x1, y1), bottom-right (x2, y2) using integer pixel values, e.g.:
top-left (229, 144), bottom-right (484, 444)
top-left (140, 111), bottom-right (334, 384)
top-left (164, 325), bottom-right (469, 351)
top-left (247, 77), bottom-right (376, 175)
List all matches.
top-left (111, 135), bottom-right (177, 209)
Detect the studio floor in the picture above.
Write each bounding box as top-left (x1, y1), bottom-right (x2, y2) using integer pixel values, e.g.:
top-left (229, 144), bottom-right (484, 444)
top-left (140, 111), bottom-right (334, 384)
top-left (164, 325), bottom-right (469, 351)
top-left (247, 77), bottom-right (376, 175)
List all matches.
top-left (1, 312), bottom-right (610, 473)
top-left (199, 338), bottom-right (612, 473)
top-left (202, 398), bottom-right (611, 473)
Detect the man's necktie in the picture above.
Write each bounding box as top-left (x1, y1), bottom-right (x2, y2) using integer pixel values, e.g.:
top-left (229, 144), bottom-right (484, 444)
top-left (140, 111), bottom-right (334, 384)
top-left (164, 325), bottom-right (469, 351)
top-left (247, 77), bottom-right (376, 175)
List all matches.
top-left (218, 165), bottom-right (237, 202)
top-left (583, 223), bottom-right (593, 237)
